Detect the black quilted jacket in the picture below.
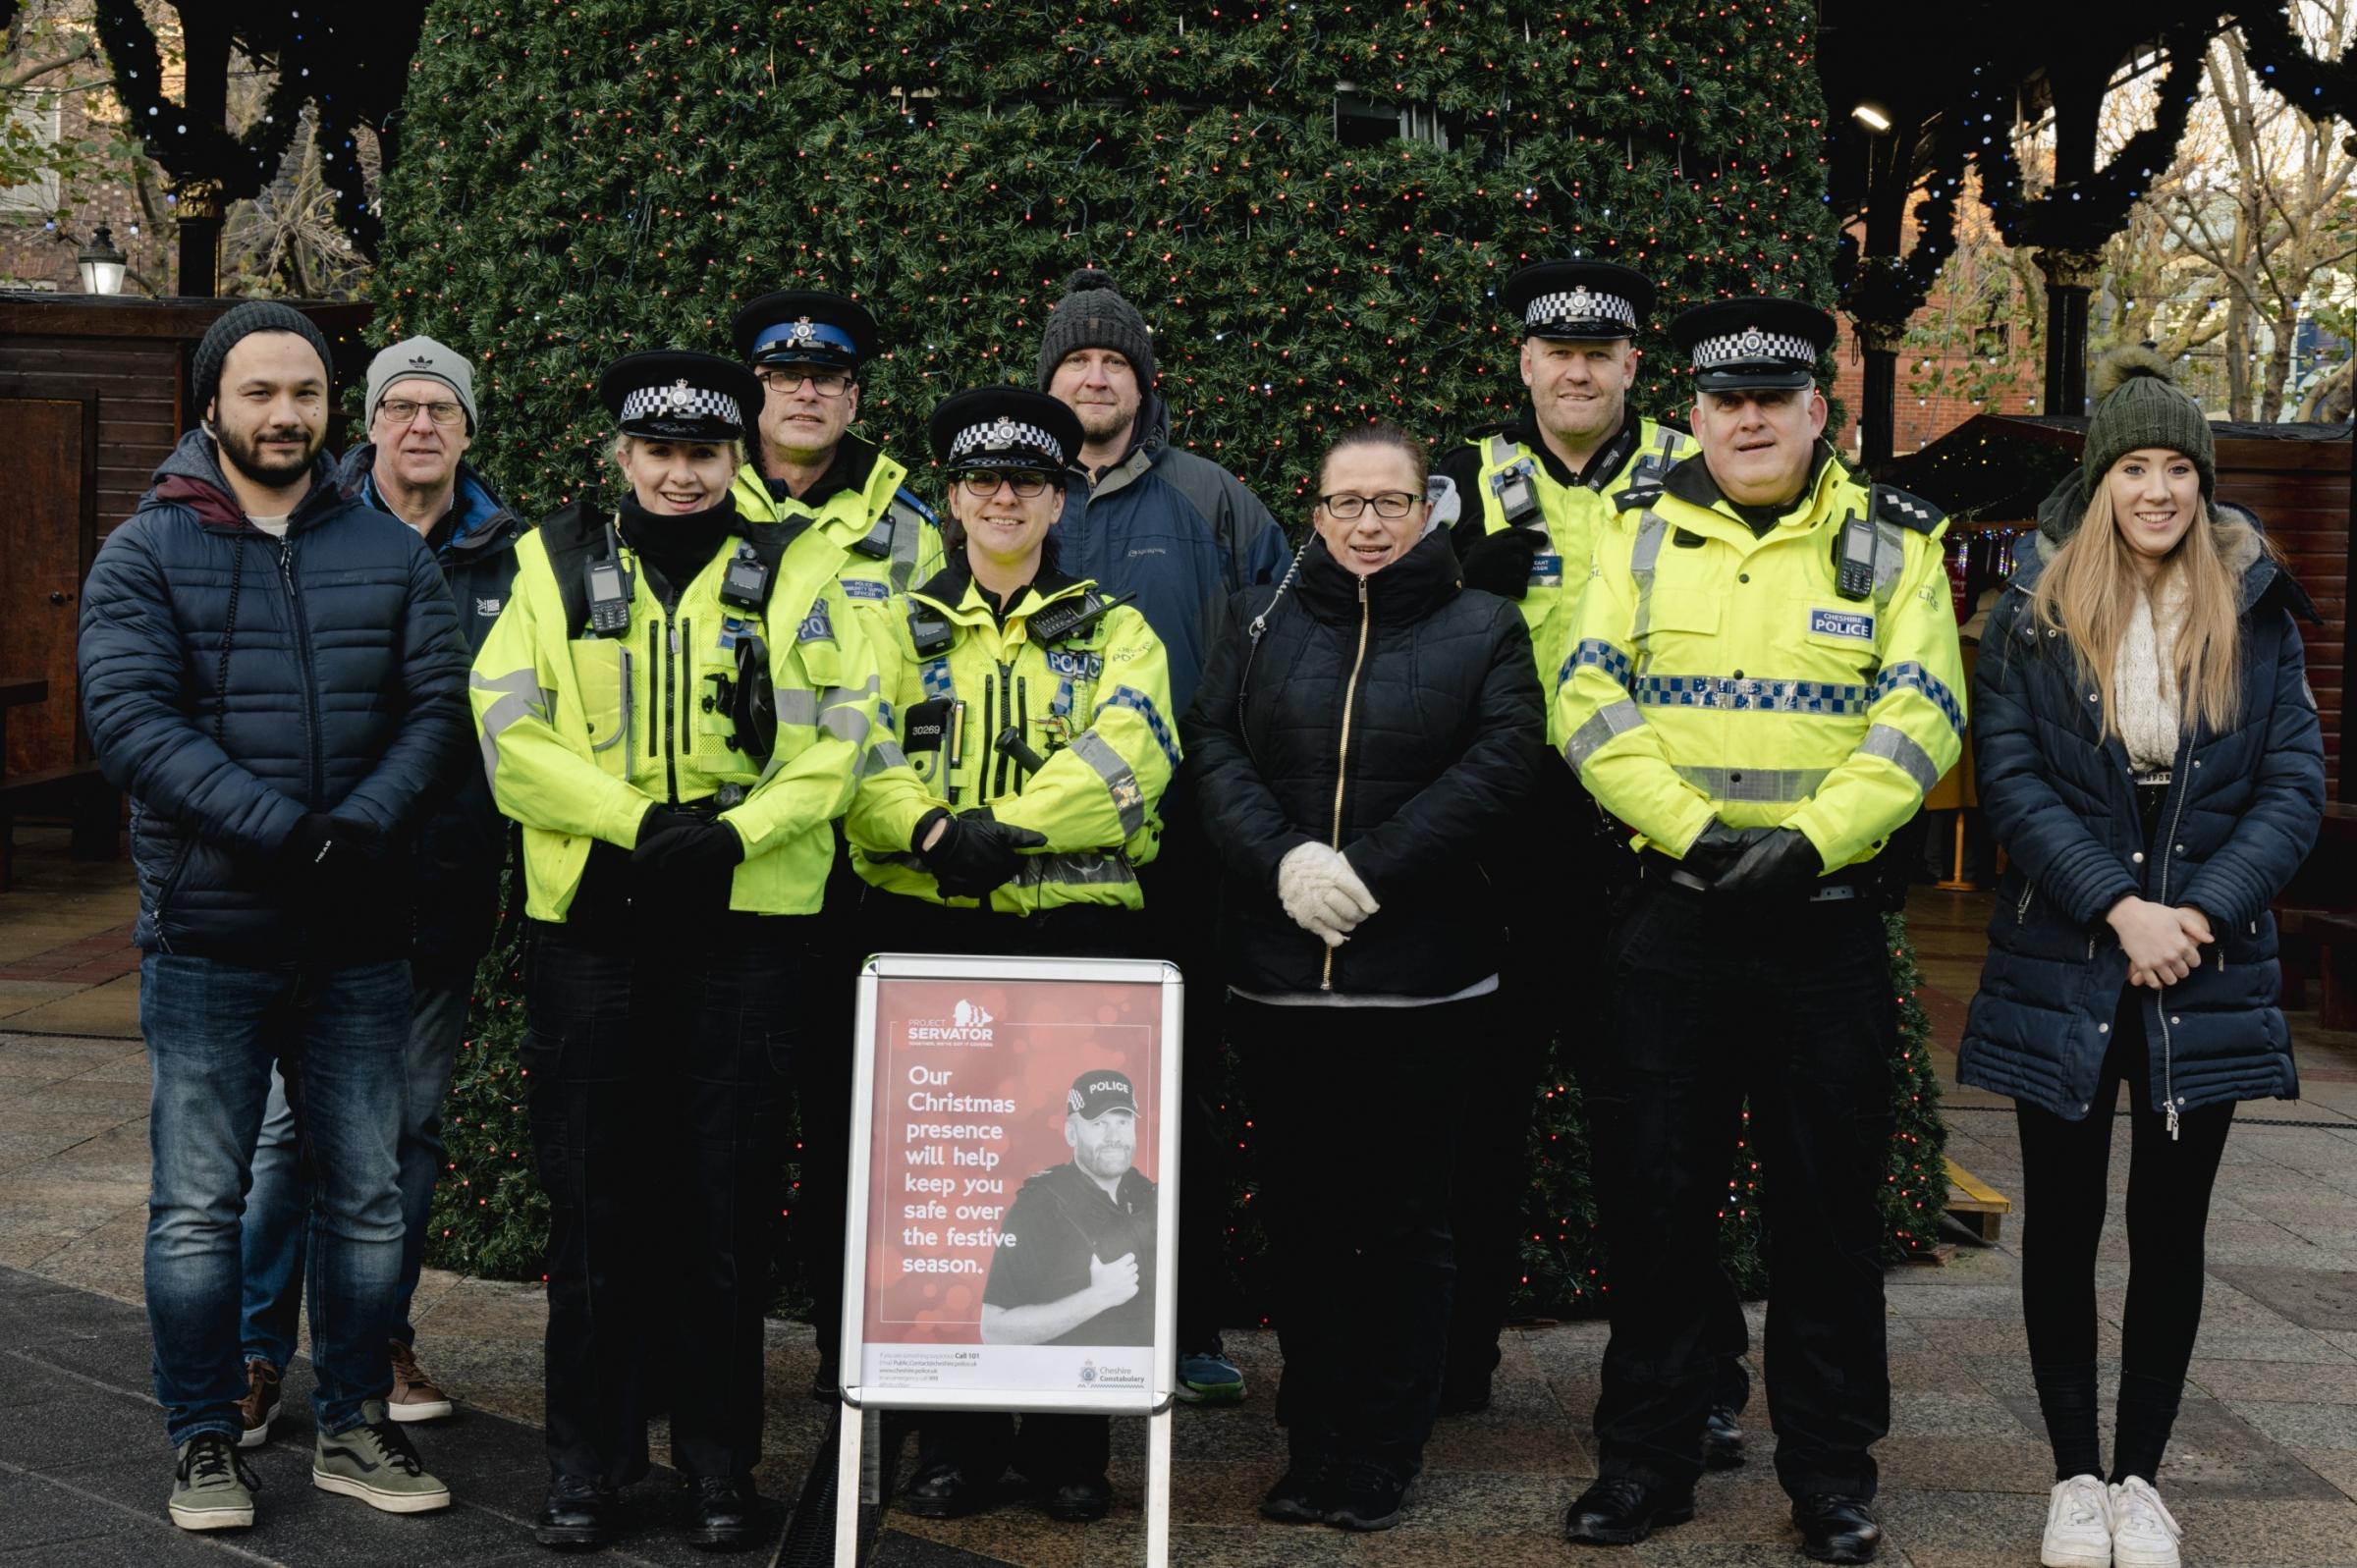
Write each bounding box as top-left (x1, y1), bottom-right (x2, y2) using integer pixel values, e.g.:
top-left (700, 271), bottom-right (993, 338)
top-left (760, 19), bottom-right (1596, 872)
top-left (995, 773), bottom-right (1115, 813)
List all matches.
top-left (1182, 525), bottom-right (1544, 999)
top-left (79, 430), bottom-right (470, 964)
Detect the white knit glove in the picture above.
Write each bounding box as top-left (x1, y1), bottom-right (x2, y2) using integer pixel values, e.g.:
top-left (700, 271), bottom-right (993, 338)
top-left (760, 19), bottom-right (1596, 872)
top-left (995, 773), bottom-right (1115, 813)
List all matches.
top-left (1276, 842), bottom-right (1381, 947)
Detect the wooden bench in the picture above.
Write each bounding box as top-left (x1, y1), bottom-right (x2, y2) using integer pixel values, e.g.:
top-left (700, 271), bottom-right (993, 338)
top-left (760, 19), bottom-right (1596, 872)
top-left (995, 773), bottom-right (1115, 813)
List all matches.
top-left (1943, 1157), bottom-right (2012, 1243)
top-left (2311, 912), bottom-right (2357, 1032)
top-left (0, 759), bottom-right (116, 891)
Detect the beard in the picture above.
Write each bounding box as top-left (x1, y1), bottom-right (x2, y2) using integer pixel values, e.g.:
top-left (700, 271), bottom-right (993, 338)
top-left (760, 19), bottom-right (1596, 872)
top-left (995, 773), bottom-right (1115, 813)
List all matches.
top-left (1070, 400), bottom-right (1135, 445)
top-left (216, 419), bottom-right (324, 489)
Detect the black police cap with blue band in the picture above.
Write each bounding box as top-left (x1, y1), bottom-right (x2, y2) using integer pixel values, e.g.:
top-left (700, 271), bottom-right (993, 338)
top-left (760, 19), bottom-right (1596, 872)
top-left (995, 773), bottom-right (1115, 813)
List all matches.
top-left (598, 350), bottom-right (761, 443)
top-left (927, 387), bottom-right (1084, 474)
top-left (732, 290), bottom-right (878, 371)
top-left (1503, 259), bottom-right (1655, 341)
top-left (1670, 297), bottom-right (1836, 392)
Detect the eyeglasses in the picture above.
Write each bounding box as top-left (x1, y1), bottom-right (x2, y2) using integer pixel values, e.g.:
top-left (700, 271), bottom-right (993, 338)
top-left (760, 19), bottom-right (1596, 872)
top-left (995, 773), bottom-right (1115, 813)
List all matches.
top-left (1317, 491), bottom-right (1420, 520)
top-left (376, 398), bottom-right (465, 427)
top-left (757, 368), bottom-right (852, 399)
top-left (958, 469), bottom-right (1055, 499)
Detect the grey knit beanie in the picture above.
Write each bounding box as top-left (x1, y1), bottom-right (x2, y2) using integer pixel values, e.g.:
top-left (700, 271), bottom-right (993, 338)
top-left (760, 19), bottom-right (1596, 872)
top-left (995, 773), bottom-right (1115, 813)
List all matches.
top-left (191, 300), bottom-right (335, 414)
top-left (365, 336), bottom-right (477, 433)
top-left (1036, 267), bottom-right (1156, 388)
top-left (2083, 345), bottom-right (2215, 500)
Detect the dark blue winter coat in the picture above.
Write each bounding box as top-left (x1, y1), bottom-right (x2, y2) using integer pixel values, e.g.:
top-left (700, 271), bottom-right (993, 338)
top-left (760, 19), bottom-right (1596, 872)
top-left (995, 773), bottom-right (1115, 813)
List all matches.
top-left (1957, 510), bottom-right (2326, 1121)
top-left (337, 444), bottom-right (531, 977)
top-left (1051, 389), bottom-right (1289, 716)
top-left (79, 429), bottom-right (471, 965)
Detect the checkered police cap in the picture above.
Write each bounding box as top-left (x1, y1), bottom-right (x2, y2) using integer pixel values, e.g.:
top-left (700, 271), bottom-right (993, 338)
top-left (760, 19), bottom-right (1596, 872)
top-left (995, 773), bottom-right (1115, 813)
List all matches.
top-left (598, 350), bottom-right (762, 443)
top-left (927, 386), bottom-right (1085, 474)
top-left (619, 380), bottom-right (747, 430)
top-left (1527, 287), bottom-right (1638, 334)
top-left (949, 416), bottom-right (1062, 466)
top-left (1690, 326), bottom-right (1817, 374)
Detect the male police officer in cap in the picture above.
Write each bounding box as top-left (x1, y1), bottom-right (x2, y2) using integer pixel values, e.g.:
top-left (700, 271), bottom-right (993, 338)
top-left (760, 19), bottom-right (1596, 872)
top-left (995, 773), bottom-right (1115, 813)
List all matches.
top-left (1431, 260), bottom-right (1759, 1440)
top-left (728, 291), bottom-right (947, 1400)
top-left (728, 291), bottom-right (944, 600)
top-left (904, 1069), bottom-right (1157, 1525)
top-left (1554, 298), bottom-right (1965, 1563)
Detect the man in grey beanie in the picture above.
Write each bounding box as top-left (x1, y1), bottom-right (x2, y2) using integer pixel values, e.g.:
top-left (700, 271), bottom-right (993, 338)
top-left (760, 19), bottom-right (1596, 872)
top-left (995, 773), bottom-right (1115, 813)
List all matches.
top-left (234, 334), bottom-right (530, 1445)
top-left (1035, 267), bottom-right (1288, 1409)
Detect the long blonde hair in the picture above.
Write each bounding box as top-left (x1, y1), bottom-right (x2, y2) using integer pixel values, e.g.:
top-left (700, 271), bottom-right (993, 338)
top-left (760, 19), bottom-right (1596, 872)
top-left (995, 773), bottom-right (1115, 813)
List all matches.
top-left (2030, 482), bottom-right (2264, 737)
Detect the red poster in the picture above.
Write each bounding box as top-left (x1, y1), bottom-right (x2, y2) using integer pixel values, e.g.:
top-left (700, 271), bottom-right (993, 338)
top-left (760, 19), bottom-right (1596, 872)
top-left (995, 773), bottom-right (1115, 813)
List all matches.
top-left (845, 959), bottom-right (1174, 1409)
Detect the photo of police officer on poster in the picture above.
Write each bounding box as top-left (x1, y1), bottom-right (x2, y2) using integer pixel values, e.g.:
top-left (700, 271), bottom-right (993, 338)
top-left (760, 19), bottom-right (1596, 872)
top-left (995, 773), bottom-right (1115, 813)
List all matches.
top-left (845, 961), bottom-right (1176, 1408)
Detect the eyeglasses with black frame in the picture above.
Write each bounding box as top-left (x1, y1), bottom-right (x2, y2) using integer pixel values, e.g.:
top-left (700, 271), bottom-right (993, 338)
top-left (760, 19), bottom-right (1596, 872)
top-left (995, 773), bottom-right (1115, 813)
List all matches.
top-left (375, 398), bottom-right (466, 428)
top-left (1317, 490), bottom-right (1420, 520)
top-left (957, 468), bottom-right (1055, 500)
top-left (756, 368), bottom-right (853, 399)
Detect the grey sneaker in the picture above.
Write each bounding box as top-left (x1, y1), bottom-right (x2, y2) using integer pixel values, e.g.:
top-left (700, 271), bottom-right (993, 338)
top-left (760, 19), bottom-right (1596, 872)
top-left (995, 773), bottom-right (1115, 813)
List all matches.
top-left (170, 1432), bottom-right (259, 1531)
top-left (312, 1400), bottom-right (452, 1513)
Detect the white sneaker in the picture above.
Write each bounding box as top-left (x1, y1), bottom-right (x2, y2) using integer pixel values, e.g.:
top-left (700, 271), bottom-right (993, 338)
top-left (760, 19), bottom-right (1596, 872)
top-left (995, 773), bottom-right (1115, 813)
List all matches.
top-left (2108, 1477), bottom-right (2182, 1568)
top-left (2041, 1474), bottom-right (2113, 1568)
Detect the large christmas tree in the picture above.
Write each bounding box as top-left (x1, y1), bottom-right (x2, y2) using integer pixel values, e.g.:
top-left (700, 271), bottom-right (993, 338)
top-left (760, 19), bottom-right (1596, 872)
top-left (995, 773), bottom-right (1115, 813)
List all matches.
top-left (383, 0), bottom-right (1951, 1306)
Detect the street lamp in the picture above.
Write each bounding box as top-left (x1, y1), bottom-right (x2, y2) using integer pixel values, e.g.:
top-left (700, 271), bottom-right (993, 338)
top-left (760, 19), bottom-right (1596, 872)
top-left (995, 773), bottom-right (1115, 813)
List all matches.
top-left (1852, 102), bottom-right (1893, 135)
top-left (76, 226), bottom-right (127, 296)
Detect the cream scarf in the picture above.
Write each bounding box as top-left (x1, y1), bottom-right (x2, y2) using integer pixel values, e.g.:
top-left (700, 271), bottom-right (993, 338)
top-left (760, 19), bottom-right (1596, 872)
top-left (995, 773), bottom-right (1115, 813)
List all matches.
top-left (2114, 571), bottom-right (2187, 778)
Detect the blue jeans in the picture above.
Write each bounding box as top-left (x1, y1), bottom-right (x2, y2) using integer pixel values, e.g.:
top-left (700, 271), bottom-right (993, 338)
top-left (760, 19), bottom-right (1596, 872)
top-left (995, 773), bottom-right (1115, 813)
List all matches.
top-left (141, 953), bottom-right (411, 1447)
top-left (242, 974), bottom-right (466, 1370)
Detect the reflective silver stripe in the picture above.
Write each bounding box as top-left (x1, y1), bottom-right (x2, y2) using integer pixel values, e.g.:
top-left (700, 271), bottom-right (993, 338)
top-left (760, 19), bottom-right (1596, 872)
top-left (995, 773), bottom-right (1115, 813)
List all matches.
top-left (1563, 697), bottom-right (1645, 771)
top-left (1015, 850), bottom-right (1137, 889)
top-left (1873, 520), bottom-right (1904, 607)
top-left (886, 499), bottom-right (926, 594)
top-left (1070, 730), bottom-right (1147, 838)
top-left (1859, 723), bottom-right (1942, 795)
top-left (1488, 434), bottom-right (1519, 469)
top-left (1627, 509), bottom-right (1672, 648)
top-left (469, 667), bottom-right (551, 781)
top-left (814, 681), bottom-right (875, 747)
top-left (1671, 764), bottom-right (1831, 803)
top-left (864, 736), bottom-right (911, 776)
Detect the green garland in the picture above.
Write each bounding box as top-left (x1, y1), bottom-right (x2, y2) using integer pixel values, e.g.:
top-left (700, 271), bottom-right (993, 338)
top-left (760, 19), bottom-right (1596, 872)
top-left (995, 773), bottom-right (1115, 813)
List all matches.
top-left (402, 1), bottom-right (1950, 1308)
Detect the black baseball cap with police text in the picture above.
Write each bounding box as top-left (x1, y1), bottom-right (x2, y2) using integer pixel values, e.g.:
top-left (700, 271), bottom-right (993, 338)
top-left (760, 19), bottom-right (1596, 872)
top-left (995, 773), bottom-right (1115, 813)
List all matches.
top-left (1067, 1069), bottom-right (1138, 1120)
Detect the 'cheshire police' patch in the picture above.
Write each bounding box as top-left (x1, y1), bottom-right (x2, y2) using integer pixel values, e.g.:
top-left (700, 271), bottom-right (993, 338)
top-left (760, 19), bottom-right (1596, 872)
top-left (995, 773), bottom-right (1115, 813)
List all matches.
top-left (1809, 607), bottom-right (1875, 642)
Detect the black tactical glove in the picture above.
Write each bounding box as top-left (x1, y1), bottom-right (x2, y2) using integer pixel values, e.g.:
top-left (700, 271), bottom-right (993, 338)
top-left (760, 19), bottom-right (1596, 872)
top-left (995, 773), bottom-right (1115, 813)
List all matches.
top-left (1711, 828), bottom-right (1824, 898)
top-left (276, 813), bottom-right (376, 889)
top-left (1677, 823), bottom-right (1771, 884)
top-left (631, 804), bottom-right (744, 899)
top-left (1457, 525), bottom-right (1547, 599)
top-left (916, 807), bottom-right (1048, 900)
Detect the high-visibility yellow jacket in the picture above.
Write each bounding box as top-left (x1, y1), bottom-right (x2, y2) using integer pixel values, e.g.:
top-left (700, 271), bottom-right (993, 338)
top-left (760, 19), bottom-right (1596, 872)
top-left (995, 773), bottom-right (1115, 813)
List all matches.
top-left (845, 564), bottom-right (1178, 915)
top-left (1554, 448), bottom-right (1966, 875)
top-left (469, 501), bottom-right (895, 919)
top-left (729, 435), bottom-right (945, 606)
top-left (1449, 414), bottom-right (1693, 681)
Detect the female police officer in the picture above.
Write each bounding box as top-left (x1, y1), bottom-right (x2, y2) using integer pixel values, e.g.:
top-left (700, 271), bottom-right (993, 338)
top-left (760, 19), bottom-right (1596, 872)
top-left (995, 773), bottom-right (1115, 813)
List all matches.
top-left (470, 351), bottom-right (894, 1551)
top-left (845, 387), bottom-right (1179, 1523)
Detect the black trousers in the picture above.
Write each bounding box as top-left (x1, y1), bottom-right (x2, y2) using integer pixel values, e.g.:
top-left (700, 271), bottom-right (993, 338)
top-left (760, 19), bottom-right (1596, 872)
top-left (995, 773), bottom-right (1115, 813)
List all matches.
top-left (868, 893), bottom-right (1141, 1488)
top-left (521, 916), bottom-right (805, 1487)
top-left (1585, 882), bottom-right (1892, 1500)
top-left (1137, 772), bottom-right (1235, 1355)
top-left (1233, 991), bottom-right (1486, 1481)
top-left (2014, 990), bottom-right (2234, 1486)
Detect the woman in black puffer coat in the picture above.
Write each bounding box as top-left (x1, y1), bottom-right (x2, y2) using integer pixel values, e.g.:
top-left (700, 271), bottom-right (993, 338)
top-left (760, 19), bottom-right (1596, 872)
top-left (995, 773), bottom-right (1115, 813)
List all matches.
top-left (1182, 421), bottom-right (1542, 1533)
top-left (1957, 351), bottom-right (2324, 1568)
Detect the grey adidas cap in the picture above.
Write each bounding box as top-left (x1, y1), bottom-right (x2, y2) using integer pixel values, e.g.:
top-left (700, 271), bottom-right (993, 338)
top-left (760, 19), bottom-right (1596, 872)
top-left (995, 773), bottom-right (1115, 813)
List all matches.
top-left (365, 336), bottom-right (477, 432)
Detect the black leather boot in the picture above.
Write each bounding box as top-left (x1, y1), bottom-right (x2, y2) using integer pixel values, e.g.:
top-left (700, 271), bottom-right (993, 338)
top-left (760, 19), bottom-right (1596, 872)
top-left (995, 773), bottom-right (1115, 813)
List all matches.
top-left (534, 1473), bottom-right (619, 1550)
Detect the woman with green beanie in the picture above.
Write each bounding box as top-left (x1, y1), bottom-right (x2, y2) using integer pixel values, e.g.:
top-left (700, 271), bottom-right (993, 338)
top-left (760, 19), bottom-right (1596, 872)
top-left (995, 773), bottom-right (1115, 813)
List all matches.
top-left (1958, 349), bottom-right (2325, 1568)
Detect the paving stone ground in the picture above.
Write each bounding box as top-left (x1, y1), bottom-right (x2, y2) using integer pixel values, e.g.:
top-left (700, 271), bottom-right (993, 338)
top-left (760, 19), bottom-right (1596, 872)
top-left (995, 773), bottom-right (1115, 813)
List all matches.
top-left (4, 827), bottom-right (2356, 1566)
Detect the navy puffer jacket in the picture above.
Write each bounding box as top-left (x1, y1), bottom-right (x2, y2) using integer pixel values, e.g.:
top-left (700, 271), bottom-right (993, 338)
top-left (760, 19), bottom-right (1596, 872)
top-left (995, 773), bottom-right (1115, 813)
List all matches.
top-left (1182, 516), bottom-right (1544, 1000)
top-left (1957, 503), bottom-right (2326, 1121)
top-left (79, 430), bottom-right (471, 965)
top-left (337, 444), bottom-right (531, 977)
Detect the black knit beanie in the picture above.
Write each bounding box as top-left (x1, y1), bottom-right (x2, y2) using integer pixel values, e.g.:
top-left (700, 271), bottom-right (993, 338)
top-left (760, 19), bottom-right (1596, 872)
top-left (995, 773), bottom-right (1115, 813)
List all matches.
top-left (1035, 268), bottom-right (1156, 388)
top-left (192, 300), bottom-right (335, 415)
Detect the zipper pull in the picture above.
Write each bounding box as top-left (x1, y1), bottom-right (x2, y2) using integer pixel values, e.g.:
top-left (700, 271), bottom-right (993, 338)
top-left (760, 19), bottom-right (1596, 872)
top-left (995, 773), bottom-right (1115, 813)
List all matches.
top-left (2166, 1105), bottom-right (2181, 1141)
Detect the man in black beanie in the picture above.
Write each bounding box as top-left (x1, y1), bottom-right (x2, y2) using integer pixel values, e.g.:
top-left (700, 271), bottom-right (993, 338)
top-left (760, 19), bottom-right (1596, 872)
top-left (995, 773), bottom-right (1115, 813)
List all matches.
top-left (1036, 268), bottom-right (1287, 1408)
top-left (78, 300), bottom-right (470, 1530)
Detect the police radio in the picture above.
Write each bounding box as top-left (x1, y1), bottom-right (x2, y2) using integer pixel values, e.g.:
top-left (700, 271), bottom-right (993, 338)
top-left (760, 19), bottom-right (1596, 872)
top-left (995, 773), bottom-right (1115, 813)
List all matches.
top-left (718, 543), bottom-right (772, 612)
top-left (584, 534), bottom-right (632, 637)
top-left (1834, 511), bottom-right (1877, 602)
top-left (1027, 588), bottom-right (1135, 648)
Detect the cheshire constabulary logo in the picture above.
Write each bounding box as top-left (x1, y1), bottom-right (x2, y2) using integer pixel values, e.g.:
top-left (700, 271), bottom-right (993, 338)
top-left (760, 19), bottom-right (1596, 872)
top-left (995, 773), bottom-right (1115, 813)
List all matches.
top-left (1079, 1359), bottom-right (1098, 1385)
top-left (1740, 328), bottom-right (1765, 354)
top-left (986, 418), bottom-right (1021, 450)
top-left (663, 378), bottom-right (692, 411)
top-left (789, 316), bottom-right (816, 345)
